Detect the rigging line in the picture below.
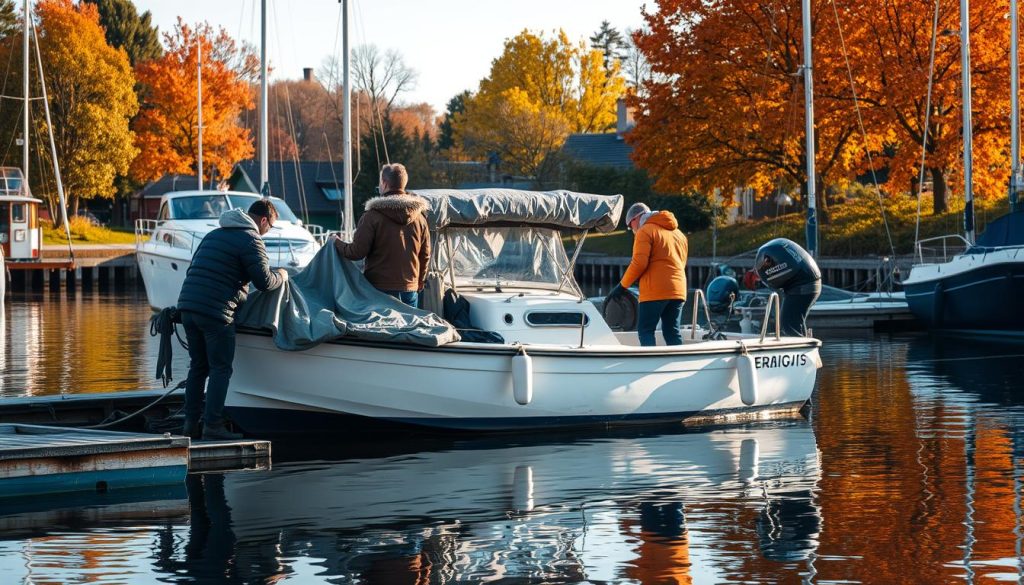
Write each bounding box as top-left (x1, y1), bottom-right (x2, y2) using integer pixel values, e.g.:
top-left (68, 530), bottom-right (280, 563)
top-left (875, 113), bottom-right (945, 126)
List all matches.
top-left (828, 0), bottom-right (898, 263)
top-left (914, 0), bottom-right (941, 251)
top-left (351, 0), bottom-right (389, 166)
top-left (268, 0), bottom-right (310, 224)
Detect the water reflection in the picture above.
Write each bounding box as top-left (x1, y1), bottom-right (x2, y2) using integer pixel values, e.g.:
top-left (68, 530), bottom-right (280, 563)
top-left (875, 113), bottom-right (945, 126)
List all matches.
top-left (0, 291), bottom-right (188, 397)
top-left (814, 333), bottom-right (1024, 584)
top-left (0, 424), bottom-right (821, 583)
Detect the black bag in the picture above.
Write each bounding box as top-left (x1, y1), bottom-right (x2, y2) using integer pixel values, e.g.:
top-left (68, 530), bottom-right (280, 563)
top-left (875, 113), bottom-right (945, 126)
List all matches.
top-left (442, 289), bottom-right (505, 344)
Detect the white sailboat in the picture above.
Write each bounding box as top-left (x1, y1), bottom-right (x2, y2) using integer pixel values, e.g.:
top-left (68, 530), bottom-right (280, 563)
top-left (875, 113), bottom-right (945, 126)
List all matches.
top-left (134, 0), bottom-right (323, 310)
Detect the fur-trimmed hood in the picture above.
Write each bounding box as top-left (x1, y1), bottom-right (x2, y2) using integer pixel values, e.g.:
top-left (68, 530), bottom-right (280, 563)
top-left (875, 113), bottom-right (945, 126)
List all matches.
top-left (365, 192), bottom-right (428, 225)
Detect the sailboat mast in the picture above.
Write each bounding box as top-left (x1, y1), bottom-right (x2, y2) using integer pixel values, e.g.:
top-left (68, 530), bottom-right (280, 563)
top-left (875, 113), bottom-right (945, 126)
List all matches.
top-left (197, 37), bottom-right (203, 190)
top-left (961, 0), bottom-right (975, 243)
top-left (1012, 0), bottom-right (1021, 213)
top-left (259, 0), bottom-right (269, 194)
top-left (22, 0), bottom-right (28, 186)
top-left (342, 0), bottom-right (353, 237)
top-left (802, 0), bottom-right (817, 257)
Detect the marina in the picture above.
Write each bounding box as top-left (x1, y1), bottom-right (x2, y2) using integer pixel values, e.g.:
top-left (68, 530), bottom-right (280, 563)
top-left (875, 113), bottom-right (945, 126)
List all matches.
top-left (1, 0), bottom-right (1023, 580)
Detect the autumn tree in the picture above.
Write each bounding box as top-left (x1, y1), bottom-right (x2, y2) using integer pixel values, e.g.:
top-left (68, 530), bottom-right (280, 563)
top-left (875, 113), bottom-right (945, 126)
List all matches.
top-left (0, 0), bottom-right (139, 216)
top-left (132, 20), bottom-right (255, 184)
top-left (630, 0), bottom-right (864, 219)
top-left (834, 0), bottom-right (1011, 214)
top-left (84, 0), bottom-right (161, 65)
top-left (454, 29), bottom-right (626, 180)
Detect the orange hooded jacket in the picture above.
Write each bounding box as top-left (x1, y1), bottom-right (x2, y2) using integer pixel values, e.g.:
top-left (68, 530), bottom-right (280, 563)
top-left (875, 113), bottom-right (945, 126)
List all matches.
top-left (620, 210), bottom-right (688, 302)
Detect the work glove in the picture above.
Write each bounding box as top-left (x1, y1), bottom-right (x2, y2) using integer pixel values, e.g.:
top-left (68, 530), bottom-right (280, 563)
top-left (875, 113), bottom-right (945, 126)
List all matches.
top-left (608, 284), bottom-right (627, 299)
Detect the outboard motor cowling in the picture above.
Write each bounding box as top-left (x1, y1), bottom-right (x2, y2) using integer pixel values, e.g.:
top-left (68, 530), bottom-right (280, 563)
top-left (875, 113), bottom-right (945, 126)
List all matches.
top-left (707, 276), bottom-right (740, 314)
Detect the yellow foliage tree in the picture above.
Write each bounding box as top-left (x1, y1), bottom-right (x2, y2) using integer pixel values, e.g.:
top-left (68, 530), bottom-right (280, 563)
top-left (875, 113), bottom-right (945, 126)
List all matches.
top-left (20, 0), bottom-right (138, 215)
top-left (131, 19), bottom-right (255, 184)
top-left (454, 29), bottom-right (626, 179)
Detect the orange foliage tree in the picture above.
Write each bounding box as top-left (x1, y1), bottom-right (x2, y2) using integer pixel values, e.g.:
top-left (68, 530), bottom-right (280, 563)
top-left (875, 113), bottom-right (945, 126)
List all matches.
top-left (131, 19), bottom-right (256, 183)
top-left (831, 0), bottom-right (1011, 213)
top-left (631, 0), bottom-right (1016, 216)
top-left (630, 0), bottom-right (862, 217)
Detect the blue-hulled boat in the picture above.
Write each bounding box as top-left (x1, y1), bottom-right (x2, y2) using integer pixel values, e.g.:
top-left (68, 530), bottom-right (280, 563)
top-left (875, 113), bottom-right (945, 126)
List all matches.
top-left (902, 213), bottom-right (1024, 334)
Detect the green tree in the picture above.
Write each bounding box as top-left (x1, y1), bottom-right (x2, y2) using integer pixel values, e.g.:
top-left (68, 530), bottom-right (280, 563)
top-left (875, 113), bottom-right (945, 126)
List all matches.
top-left (83, 0), bottom-right (162, 65)
top-left (438, 90), bottom-right (469, 152)
top-left (589, 20), bottom-right (628, 74)
top-left (0, 0), bottom-right (17, 39)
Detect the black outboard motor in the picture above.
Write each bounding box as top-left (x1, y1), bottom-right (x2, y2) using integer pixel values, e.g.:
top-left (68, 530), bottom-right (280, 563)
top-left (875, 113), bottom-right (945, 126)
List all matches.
top-left (707, 276), bottom-right (740, 314)
top-left (754, 238), bottom-right (822, 336)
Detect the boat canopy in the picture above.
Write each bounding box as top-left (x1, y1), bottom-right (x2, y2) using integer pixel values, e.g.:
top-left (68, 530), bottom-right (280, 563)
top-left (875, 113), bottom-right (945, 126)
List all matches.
top-left (973, 211), bottom-right (1024, 249)
top-left (414, 189), bottom-right (624, 233)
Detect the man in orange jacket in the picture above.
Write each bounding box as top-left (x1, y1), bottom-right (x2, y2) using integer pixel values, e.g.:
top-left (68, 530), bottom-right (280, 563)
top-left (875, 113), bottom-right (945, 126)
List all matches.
top-left (609, 202), bottom-right (689, 346)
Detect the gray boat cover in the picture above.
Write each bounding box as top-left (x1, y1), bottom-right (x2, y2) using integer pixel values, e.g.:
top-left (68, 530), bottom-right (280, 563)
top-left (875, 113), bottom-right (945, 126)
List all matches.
top-left (414, 188), bottom-right (624, 233)
top-left (235, 245), bottom-right (460, 350)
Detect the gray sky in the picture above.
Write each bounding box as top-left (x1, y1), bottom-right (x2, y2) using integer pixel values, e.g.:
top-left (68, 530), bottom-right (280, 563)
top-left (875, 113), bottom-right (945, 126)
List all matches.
top-left (134, 0), bottom-right (649, 115)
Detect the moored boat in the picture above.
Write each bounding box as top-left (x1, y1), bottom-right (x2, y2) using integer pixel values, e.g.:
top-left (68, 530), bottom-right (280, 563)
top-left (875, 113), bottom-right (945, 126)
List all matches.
top-left (134, 190), bottom-right (324, 310)
top-left (226, 189), bottom-right (822, 434)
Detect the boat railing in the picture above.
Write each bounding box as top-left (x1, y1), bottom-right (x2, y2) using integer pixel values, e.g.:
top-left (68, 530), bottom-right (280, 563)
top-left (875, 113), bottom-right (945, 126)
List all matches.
top-left (304, 223), bottom-right (338, 246)
top-left (759, 292), bottom-right (781, 342)
top-left (689, 289), bottom-right (713, 340)
top-left (134, 219), bottom-right (202, 254)
top-left (914, 234), bottom-right (971, 264)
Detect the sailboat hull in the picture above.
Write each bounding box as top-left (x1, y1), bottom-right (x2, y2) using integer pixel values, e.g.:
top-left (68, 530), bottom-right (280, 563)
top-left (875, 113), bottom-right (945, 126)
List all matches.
top-left (903, 250), bottom-right (1024, 333)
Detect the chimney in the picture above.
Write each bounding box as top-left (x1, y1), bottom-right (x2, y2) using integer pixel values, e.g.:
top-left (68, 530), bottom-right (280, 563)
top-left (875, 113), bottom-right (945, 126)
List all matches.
top-left (303, 67), bottom-right (314, 83)
top-left (616, 98), bottom-right (635, 139)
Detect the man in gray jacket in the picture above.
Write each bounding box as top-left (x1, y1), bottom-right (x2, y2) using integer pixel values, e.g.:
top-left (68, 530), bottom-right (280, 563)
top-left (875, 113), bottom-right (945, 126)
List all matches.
top-left (177, 199), bottom-right (287, 440)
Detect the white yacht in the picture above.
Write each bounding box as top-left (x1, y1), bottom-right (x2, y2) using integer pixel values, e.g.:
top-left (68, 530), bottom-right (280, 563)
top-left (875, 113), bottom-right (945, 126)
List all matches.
top-left (135, 190), bottom-right (324, 310)
top-left (226, 189), bottom-right (823, 434)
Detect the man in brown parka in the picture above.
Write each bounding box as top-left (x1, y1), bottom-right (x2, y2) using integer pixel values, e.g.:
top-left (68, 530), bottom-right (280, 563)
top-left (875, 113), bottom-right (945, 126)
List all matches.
top-left (332, 163), bottom-right (431, 306)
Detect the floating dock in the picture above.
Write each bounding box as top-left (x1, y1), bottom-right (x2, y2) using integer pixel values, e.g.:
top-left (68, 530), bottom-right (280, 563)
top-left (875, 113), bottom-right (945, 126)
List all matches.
top-left (0, 424), bottom-right (189, 497)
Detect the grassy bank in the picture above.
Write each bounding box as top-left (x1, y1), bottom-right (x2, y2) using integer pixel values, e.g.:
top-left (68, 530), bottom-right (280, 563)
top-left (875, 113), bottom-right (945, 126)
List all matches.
top-left (43, 217), bottom-right (137, 245)
top-left (579, 192), bottom-right (1010, 258)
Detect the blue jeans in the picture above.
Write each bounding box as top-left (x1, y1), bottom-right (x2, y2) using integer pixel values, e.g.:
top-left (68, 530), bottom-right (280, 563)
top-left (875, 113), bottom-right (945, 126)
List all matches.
top-left (181, 311), bottom-right (236, 427)
top-left (637, 299), bottom-right (684, 347)
top-left (381, 289), bottom-right (419, 308)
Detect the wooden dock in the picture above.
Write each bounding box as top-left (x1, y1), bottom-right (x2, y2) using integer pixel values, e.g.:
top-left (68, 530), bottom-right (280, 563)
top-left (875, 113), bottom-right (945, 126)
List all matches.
top-left (0, 424), bottom-right (189, 497)
top-left (3, 244), bottom-right (141, 295)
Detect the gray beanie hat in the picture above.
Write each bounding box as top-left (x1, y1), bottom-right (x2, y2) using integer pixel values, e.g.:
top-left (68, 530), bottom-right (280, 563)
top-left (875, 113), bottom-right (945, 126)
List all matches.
top-left (625, 202), bottom-right (651, 227)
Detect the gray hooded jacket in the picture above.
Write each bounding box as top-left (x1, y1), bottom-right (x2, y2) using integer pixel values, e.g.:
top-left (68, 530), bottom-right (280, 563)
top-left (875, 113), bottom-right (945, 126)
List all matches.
top-left (176, 208), bottom-right (285, 323)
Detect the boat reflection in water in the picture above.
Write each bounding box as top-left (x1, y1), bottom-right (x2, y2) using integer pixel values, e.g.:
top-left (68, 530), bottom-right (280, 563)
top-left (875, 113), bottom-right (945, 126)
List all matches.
top-left (0, 424), bottom-right (821, 582)
top-left (197, 424), bottom-right (819, 583)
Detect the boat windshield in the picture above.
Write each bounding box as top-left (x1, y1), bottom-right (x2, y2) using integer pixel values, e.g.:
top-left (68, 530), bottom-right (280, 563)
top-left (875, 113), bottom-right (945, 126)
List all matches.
top-left (169, 194), bottom-right (299, 222)
top-left (436, 226), bottom-right (578, 291)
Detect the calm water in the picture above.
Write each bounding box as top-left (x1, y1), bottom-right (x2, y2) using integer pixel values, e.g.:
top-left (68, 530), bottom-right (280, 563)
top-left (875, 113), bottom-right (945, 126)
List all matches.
top-left (2, 293), bottom-right (1024, 584)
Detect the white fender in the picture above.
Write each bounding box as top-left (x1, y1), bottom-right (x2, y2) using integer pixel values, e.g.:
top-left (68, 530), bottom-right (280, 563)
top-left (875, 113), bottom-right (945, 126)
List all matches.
top-left (512, 347), bottom-right (533, 406)
top-left (737, 347), bottom-right (758, 406)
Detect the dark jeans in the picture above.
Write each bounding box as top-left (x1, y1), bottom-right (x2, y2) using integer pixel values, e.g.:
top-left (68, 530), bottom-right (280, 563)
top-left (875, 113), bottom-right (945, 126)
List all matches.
top-left (637, 299), bottom-right (684, 347)
top-left (181, 311), bottom-right (236, 427)
top-left (781, 287), bottom-right (822, 336)
top-left (381, 289), bottom-right (419, 308)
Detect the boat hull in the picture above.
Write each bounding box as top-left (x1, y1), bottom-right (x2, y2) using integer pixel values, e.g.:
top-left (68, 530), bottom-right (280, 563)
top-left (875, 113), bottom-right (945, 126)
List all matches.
top-left (226, 332), bottom-right (820, 434)
top-left (903, 254), bottom-right (1024, 333)
top-left (136, 248), bottom-right (189, 310)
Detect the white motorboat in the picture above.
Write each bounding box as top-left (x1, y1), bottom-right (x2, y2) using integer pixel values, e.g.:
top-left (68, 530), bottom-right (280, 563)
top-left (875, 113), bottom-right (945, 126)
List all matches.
top-left (733, 286), bottom-right (915, 331)
top-left (134, 190), bottom-right (325, 310)
top-left (226, 189), bottom-right (822, 434)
